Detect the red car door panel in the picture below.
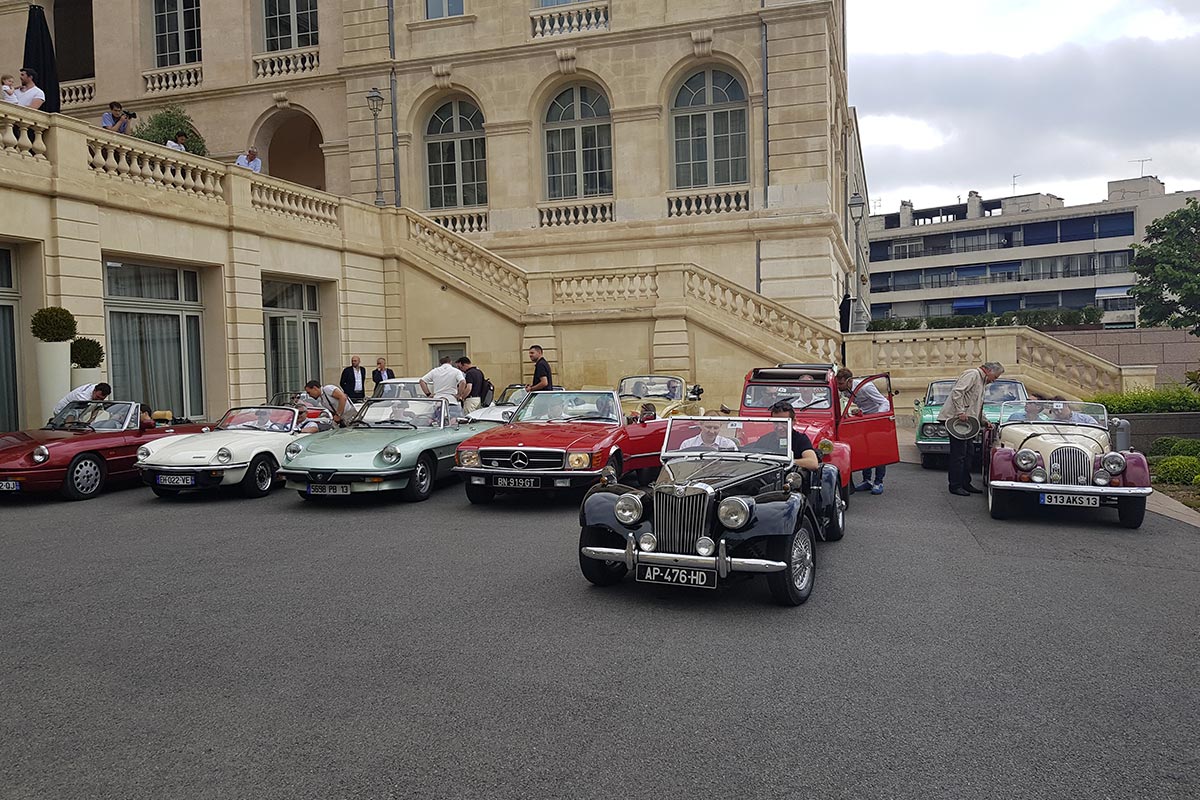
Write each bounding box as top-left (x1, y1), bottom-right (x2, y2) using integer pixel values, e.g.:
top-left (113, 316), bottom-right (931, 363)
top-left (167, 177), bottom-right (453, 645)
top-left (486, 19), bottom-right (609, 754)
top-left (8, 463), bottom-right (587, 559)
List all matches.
top-left (620, 418), bottom-right (669, 468)
top-left (838, 373), bottom-right (900, 472)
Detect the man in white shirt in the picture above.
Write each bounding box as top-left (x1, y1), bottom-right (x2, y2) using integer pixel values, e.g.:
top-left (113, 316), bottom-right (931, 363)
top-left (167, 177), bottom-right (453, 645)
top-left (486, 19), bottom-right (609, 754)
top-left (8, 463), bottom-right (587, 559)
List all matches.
top-left (14, 68), bottom-right (45, 110)
top-left (165, 131), bottom-right (188, 151)
top-left (304, 380), bottom-right (354, 426)
top-left (679, 419), bottom-right (739, 451)
top-left (53, 382), bottom-right (112, 416)
top-left (235, 147), bottom-right (262, 173)
top-left (420, 357), bottom-right (467, 418)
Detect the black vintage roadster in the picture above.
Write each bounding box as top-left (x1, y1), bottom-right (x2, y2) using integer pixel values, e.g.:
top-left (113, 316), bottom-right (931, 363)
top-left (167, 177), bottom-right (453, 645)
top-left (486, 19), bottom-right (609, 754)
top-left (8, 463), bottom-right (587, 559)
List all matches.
top-left (577, 416), bottom-right (845, 606)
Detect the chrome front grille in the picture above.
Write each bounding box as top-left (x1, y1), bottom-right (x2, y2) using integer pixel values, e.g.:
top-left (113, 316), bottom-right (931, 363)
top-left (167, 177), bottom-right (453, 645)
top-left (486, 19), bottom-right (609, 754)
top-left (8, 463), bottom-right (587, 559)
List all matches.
top-left (653, 485), bottom-right (711, 555)
top-left (479, 448), bottom-right (565, 470)
top-left (1050, 446), bottom-right (1092, 485)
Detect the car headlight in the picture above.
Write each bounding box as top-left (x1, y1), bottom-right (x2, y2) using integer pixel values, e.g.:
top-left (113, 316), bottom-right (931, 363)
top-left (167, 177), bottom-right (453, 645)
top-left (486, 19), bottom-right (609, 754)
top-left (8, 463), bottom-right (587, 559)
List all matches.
top-left (216, 447), bottom-right (233, 464)
top-left (695, 536), bottom-right (716, 557)
top-left (816, 439), bottom-right (834, 457)
top-left (458, 449), bottom-right (480, 467)
top-left (717, 497), bottom-right (752, 530)
top-left (922, 423), bottom-right (947, 438)
top-left (1102, 452), bottom-right (1126, 475)
top-left (567, 451), bottom-right (592, 470)
top-left (381, 444), bottom-right (400, 464)
top-left (1014, 448), bottom-right (1038, 471)
top-left (1030, 467), bottom-right (1047, 483)
top-left (31, 445), bottom-right (49, 464)
top-left (1094, 472), bottom-right (1111, 486)
top-left (136, 446), bottom-right (151, 462)
top-left (638, 532), bottom-right (657, 551)
top-left (615, 493), bottom-right (644, 525)
top-left (285, 442), bottom-right (303, 460)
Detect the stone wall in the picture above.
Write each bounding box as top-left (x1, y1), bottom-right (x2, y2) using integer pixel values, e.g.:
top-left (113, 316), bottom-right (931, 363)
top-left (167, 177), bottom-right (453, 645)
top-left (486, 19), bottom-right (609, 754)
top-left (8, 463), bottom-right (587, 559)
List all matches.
top-left (1122, 413), bottom-right (1200, 453)
top-left (1048, 329), bottom-right (1199, 386)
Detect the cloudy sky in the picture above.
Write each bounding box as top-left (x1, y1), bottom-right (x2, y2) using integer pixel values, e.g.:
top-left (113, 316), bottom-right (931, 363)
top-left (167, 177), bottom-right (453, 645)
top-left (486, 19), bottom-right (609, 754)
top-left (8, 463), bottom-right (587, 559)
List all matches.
top-left (848, 0), bottom-right (1200, 213)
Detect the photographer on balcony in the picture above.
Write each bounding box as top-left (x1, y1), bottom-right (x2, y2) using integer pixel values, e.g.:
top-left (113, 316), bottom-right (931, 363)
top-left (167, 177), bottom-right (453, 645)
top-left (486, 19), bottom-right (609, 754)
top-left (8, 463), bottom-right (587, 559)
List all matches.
top-left (101, 102), bottom-right (134, 134)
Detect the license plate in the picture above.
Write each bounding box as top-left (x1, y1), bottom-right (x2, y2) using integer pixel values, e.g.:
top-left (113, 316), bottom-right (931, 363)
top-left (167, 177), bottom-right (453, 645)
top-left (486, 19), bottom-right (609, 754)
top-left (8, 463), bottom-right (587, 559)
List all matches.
top-left (308, 483), bottom-right (351, 495)
top-left (1040, 493), bottom-right (1099, 507)
top-left (156, 475), bottom-right (194, 486)
top-left (636, 564), bottom-right (717, 589)
top-left (0, 480), bottom-right (19, 491)
top-left (495, 476), bottom-right (540, 489)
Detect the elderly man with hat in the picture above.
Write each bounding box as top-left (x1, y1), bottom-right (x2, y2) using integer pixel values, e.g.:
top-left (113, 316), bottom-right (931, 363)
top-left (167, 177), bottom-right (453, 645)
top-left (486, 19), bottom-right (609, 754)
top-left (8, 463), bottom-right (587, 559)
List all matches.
top-left (938, 361), bottom-right (1005, 497)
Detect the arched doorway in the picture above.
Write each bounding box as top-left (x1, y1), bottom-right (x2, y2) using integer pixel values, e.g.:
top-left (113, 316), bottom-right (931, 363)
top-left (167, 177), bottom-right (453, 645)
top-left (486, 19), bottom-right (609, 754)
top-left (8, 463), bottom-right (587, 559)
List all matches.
top-left (254, 109), bottom-right (325, 191)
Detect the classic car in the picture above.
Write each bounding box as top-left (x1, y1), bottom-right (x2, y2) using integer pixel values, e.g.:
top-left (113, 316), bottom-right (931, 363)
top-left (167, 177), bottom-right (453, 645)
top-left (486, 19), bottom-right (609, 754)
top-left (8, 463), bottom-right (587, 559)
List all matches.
top-left (578, 416), bottom-right (843, 606)
top-left (738, 364), bottom-right (898, 497)
top-left (984, 400), bottom-right (1152, 528)
top-left (915, 379), bottom-right (1028, 468)
top-left (616, 374), bottom-right (704, 420)
top-left (0, 400), bottom-right (208, 501)
top-left (137, 405), bottom-right (333, 498)
top-left (466, 384), bottom-right (564, 424)
top-left (454, 390), bottom-right (668, 503)
top-left (277, 397), bottom-right (498, 501)
top-left (372, 378), bottom-right (425, 399)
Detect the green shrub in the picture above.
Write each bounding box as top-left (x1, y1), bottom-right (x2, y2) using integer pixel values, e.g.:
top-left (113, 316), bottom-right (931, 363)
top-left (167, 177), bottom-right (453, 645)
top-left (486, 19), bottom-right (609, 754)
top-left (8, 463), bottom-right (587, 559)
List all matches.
top-left (70, 337), bottom-right (105, 369)
top-left (1170, 439), bottom-right (1200, 457)
top-left (1080, 305), bottom-right (1104, 324)
top-left (132, 104), bottom-right (209, 156)
top-left (1193, 474), bottom-right (1200, 486)
top-left (1186, 370), bottom-right (1200, 392)
top-left (30, 307), bottom-right (77, 342)
top-left (1146, 455), bottom-right (1166, 468)
top-left (1150, 436), bottom-right (1182, 456)
top-left (1058, 309), bottom-right (1083, 326)
top-left (901, 317), bottom-right (924, 330)
top-left (1089, 385), bottom-right (1200, 414)
top-left (1154, 455), bottom-right (1200, 484)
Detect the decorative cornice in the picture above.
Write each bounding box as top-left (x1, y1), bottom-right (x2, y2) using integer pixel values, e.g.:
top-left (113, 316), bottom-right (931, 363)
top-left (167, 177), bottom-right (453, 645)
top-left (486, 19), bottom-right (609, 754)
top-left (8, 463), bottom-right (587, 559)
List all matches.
top-left (318, 139), bottom-right (349, 156)
top-left (610, 104), bottom-right (662, 124)
top-left (691, 29), bottom-right (714, 59)
top-left (555, 47), bottom-right (578, 75)
top-left (431, 63), bottom-right (452, 89)
top-left (483, 119), bottom-right (533, 137)
top-left (272, 91), bottom-right (290, 109)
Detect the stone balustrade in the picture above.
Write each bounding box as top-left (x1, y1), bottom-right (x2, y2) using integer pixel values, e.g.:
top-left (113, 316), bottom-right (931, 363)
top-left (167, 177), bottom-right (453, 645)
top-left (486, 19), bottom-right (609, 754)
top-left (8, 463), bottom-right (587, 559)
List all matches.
top-left (253, 47), bottom-right (320, 80)
top-left (250, 176), bottom-right (339, 225)
top-left (553, 269), bottom-right (657, 305)
top-left (429, 209), bottom-right (489, 234)
top-left (538, 200), bottom-right (615, 227)
top-left (143, 64), bottom-right (204, 94)
top-left (0, 106), bottom-right (49, 161)
top-left (86, 134), bottom-right (226, 200)
top-left (530, 0), bottom-right (610, 39)
top-left (60, 79), bottom-right (96, 107)
top-left (404, 211), bottom-right (528, 304)
top-left (667, 187), bottom-right (751, 217)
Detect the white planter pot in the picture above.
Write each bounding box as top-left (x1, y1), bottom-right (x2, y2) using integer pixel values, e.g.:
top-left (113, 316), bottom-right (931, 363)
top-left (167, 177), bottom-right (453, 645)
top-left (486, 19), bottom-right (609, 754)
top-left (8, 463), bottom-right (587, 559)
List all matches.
top-left (35, 340), bottom-right (72, 421)
top-left (71, 367), bottom-right (103, 389)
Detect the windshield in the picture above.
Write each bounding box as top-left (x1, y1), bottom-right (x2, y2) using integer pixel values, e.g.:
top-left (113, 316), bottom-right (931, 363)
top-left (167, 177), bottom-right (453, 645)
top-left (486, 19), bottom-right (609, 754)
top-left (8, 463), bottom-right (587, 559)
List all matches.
top-left (496, 385), bottom-right (528, 406)
top-left (353, 398), bottom-right (446, 428)
top-left (926, 380), bottom-right (1027, 405)
top-left (999, 400), bottom-right (1107, 428)
top-left (742, 383), bottom-right (832, 410)
top-left (513, 391), bottom-right (620, 423)
top-left (618, 376), bottom-right (684, 400)
top-left (663, 417), bottom-right (793, 461)
top-left (374, 381), bottom-right (424, 400)
top-left (49, 401), bottom-right (134, 430)
top-left (218, 407), bottom-right (297, 432)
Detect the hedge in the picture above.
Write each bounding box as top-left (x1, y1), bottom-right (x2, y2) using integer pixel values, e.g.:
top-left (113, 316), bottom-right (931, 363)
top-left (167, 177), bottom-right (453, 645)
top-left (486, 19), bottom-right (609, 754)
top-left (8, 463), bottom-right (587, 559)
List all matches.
top-left (1150, 437), bottom-right (1182, 456)
top-left (868, 306), bottom-right (1104, 332)
top-left (1088, 386), bottom-right (1200, 414)
top-left (1153, 456), bottom-right (1200, 484)
top-left (1170, 439), bottom-right (1200, 457)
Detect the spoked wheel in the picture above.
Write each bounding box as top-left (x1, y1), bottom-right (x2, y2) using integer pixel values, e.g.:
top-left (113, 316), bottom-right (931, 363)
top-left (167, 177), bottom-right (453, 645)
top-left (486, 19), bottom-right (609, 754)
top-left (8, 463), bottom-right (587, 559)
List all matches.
top-left (767, 519), bottom-right (816, 606)
top-left (401, 453), bottom-right (435, 502)
top-left (61, 454), bottom-right (106, 501)
top-left (578, 526), bottom-right (628, 586)
top-left (241, 453), bottom-right (276, 498)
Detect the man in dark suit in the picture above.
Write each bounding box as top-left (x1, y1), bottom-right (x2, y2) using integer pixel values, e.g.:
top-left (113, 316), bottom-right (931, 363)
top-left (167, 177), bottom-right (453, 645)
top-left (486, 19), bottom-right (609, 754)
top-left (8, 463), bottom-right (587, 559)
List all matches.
top-left (340, 356), bottom-right (367, 402)
top-left (372, 357), bottom-right (395, 386)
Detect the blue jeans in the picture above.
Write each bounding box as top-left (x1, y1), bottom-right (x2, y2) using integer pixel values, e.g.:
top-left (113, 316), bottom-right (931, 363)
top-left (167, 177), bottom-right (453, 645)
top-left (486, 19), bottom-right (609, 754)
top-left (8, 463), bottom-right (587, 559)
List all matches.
top-left (860, 465), bottom-right (886, 484)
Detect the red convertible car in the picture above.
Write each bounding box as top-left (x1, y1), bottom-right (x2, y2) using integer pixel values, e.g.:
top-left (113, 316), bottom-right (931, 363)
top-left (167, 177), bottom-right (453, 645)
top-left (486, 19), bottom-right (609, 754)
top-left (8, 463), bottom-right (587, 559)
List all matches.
top-left (454, 390), bottom-right (668, 504)
top-left (0, 400), bottom-right (207, 500)
top-left (738, 364), bottom-right (899, 496)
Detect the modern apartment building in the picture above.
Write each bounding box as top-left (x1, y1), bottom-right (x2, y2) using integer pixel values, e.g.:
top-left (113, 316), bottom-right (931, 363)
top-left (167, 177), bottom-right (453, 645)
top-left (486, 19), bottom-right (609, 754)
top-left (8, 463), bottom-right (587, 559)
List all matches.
top-left (866, 177), bottom-right (1200, 328)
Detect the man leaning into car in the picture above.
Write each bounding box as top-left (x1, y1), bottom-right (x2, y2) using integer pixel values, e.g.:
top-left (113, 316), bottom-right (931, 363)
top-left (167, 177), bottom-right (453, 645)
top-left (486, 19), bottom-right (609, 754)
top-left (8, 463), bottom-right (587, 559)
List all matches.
top-left (938, 361), bottom-right (1004, 497)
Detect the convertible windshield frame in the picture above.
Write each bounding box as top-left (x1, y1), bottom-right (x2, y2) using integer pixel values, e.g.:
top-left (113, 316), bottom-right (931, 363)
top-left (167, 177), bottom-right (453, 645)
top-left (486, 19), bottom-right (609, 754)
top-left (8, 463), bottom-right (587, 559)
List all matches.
top-left (216, 405), bottom-right (301, 432)
top-left (511, 390), bottom-right (622, 424)
top-left (997, 400), bottom-right (1108, 429)
top-left (48, 401), bottom-right (136, 431)
top-left (352, 397), bottom-right (448, 429)
top-left (661, 415), bottom-right (794, 463)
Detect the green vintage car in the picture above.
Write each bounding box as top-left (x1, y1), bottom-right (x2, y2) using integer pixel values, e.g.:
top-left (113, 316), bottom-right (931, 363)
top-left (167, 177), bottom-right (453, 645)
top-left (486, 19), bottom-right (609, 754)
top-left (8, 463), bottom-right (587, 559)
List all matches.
top-left (915, 379), bottom-right (1028, 469)
top-left (277, 398), bottom-right (498, 501)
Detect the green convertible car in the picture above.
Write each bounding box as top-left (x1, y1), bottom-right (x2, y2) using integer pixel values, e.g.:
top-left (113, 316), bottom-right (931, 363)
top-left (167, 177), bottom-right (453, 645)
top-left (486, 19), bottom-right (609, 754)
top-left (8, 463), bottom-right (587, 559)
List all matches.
top-left (277, 397), bottom-right (498, 501)
top-left (915, 379), bottom-right (1028, 468)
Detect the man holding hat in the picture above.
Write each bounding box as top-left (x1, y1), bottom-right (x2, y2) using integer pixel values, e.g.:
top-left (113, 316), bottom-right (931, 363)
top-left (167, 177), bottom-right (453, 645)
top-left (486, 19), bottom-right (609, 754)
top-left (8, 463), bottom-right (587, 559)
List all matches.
top-left (938, 361), bottom-right (1004, 496)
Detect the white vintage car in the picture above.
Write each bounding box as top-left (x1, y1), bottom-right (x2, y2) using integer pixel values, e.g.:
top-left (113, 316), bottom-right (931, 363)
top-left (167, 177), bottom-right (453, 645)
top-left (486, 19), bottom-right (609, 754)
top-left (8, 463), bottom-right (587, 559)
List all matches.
top-left (467, 384), bottom-right (565, 424)
top-left (136, 405), bottom-right (332, 498)
top-left (373, 378), bottom-right (425, 399)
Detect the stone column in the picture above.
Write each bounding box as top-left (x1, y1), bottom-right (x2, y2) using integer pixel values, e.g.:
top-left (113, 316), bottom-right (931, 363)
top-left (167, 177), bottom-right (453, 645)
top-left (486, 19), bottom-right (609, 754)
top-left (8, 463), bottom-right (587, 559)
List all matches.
top-left (610, 104), bottom-right (665, 223)
top-left (483, 120), bottom-right (537, 232)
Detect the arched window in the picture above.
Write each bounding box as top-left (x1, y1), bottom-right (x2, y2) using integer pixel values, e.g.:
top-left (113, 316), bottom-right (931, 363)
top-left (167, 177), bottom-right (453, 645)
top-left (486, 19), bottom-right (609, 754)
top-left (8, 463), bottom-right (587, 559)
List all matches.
top-left (671, 68), bottom-right (748, 189)
top-left (544, 84), bottom-right (612, 200)
top-left (426, 99), bottom-right (488, 210)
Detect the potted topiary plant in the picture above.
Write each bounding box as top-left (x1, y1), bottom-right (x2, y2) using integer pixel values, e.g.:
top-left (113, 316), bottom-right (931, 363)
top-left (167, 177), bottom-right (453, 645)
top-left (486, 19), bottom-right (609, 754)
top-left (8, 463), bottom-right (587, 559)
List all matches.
top-left (30, 306), bottom-right (78, 420)
top-left (70, 336), bottom-right (105, 388)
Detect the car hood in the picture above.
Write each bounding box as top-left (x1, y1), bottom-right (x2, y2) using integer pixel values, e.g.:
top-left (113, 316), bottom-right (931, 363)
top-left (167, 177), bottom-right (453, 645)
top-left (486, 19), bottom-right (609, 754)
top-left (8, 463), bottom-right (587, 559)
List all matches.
top-left (294, 426), bottom-right (442, 458)
top-left (0, 428), bottom-right (110, 458)
top-left (142, 429), bottom-right (287, 463)
top-left (997, 423), bottom-right (1109, 457)
top-left (461, 421), bottom-right (617, 451)
top-left (660, 456), bottom-right (782, 492)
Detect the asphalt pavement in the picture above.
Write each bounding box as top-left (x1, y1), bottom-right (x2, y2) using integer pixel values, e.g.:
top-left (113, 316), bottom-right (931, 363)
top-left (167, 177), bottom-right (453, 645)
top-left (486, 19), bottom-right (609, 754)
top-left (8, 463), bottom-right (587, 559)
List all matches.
top-left (1, 465), bottom-right (1198, 800)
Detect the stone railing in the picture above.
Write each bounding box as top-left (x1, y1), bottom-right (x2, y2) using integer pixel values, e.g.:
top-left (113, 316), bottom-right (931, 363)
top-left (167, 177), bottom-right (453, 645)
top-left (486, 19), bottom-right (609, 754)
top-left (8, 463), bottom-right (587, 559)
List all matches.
top-left (530, 0), bottom-right (610, 39)
top-left (60, 78), bottom-right (96, 107)
top-left (253, 47), bottom-right (320, 80)
top-left (538, 199), bottom-right (615, 227)
top-left (85, 135), bottom-right (225, 200)
top-left (0, 106), bottom-right (49, 161)
top-left (553, 270), bottom-right (657, 305)
top-left (250, 176), bottom-right (339, 225)
top-left (667, 187), bottom-right (751, 218)
top-left (429, 208), bottom-right (489, 234)
top-left (403, 211), bottom-right (528, 305)
top-left (143, 64), bottom-right (203, 94)
top-left (1014, 328), bottom-right (1146, 396)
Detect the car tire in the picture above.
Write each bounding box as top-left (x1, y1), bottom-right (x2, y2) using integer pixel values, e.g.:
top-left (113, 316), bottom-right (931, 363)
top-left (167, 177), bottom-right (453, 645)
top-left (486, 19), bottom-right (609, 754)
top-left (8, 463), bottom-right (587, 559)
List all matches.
top-left (608, 452), bottom-right (623, 481)
top-left (823, 487), bottom-right (847, 542)
top-left (402, 453), bottom-right (436, 502)
top-left (766, 520), bottom-right (816, 606)
top-left (297, 490), bottom-right (315, 501)
top-left (240, 453), bottom-right (276, 499)
top-left (578, 526), bottom-right (628, 586)
top-left (1117, 497), bottom-right (1146, 529)
top-left (151, 485), bottom-right (180, 499)
top-left (61, 453), bottom-right (106, 501)
top-left (465, 482), bottom-right (495, 505)
top-left (920, 453), bottom-right (940, 470)
top-left (988, 482), bottom-right (1011, 520)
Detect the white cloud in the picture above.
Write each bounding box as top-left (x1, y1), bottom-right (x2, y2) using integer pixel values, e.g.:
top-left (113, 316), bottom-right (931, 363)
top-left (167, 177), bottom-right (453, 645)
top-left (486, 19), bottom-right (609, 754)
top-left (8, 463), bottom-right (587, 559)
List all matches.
top-left (857, 115), bottom-right (949, 151)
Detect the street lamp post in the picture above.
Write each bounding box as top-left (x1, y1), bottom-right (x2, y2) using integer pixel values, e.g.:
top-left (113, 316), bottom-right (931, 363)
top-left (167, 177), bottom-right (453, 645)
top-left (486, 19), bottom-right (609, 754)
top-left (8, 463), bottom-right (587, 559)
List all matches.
top-left (848, 192), bottom-right (867, 332)
top-left (365, 87), bottom-right (386, 207)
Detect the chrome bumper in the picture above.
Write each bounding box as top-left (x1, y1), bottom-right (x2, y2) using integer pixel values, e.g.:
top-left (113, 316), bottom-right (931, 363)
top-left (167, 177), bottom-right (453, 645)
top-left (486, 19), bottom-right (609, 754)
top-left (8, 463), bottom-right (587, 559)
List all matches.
top-left (581, 537), bottom-right (787, 576)
top-left (989, 481), bottom-right (1152, 497)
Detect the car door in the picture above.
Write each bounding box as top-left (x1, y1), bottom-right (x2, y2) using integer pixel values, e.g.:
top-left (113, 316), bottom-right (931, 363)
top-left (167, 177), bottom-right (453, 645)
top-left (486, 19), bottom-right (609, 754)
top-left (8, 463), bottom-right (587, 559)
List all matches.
top-left (621, 418), bottom-right (669, 469)
top-left (838, 373), bottom-right (900, 472)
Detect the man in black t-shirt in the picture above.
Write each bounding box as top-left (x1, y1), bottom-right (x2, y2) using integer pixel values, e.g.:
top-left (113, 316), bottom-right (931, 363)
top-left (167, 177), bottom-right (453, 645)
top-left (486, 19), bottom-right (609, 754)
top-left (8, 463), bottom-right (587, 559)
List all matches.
top-left (746, 401), bottom-right (819, 470)
top-left (455, 357), bottom-right (487, 414)
top-left (527, 345), bottom-right (552, 392)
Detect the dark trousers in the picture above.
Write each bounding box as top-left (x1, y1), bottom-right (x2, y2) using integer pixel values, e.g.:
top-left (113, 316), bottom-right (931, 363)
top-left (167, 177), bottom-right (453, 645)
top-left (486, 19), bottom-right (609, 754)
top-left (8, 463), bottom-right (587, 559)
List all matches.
top-left (947, 436), bottom-right (972, 490)
top-left (860, 465), bottom-right (887, 484)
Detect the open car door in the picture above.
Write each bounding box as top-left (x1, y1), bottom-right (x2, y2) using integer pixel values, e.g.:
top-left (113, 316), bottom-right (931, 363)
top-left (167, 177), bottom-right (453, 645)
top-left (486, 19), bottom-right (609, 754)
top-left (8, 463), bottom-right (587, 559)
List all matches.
top-left (838, 373), bottom-right (900, 473)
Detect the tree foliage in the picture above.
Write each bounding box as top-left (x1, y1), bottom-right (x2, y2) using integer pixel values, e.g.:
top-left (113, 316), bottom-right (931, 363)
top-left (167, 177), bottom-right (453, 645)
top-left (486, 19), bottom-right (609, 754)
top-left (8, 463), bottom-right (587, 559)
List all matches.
top-left (1130, 197), bottom-right (1200, 335)
top-left (131, 104), bottom-right (209, 156)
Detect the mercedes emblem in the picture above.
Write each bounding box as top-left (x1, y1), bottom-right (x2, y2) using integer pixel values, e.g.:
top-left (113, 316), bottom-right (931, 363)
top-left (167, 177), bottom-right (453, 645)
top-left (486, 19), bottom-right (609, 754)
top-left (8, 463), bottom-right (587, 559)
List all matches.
top-left (510, 451), bottom-right (530, 469)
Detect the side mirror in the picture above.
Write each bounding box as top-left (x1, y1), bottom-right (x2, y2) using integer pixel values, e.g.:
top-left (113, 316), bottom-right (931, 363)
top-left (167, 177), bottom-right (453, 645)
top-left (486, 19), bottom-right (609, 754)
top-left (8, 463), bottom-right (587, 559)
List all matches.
top-left (786, 471), bottom-right (806, 492)
top-left (502, 410), bottom-right (514, 422)
top-left (913, 399), bottom-right (921, 410)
